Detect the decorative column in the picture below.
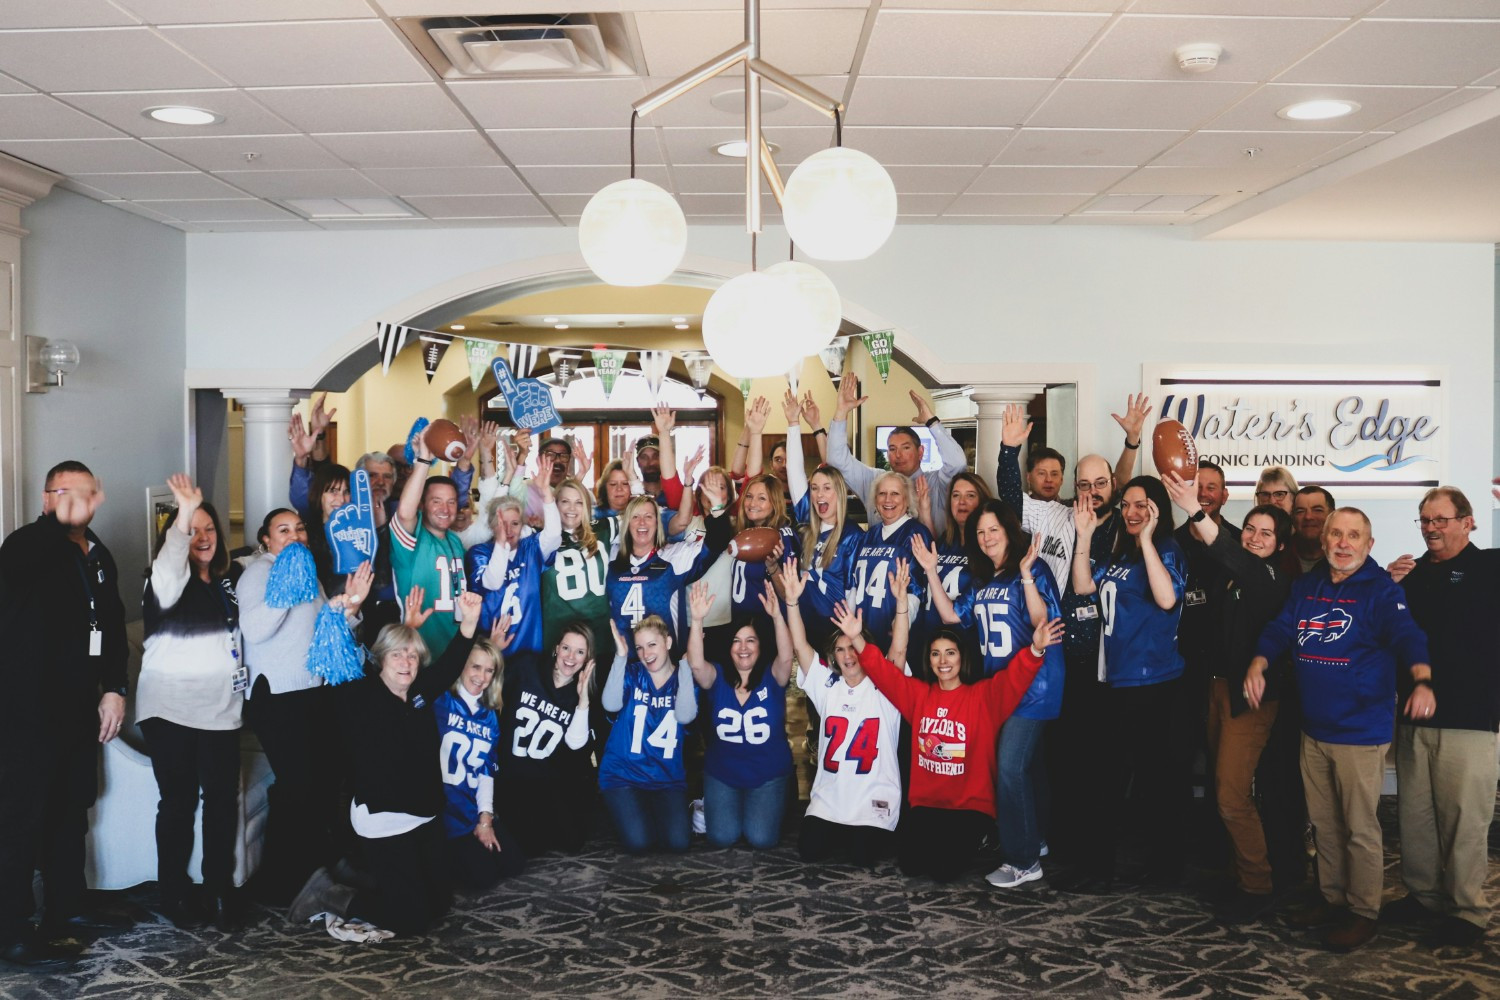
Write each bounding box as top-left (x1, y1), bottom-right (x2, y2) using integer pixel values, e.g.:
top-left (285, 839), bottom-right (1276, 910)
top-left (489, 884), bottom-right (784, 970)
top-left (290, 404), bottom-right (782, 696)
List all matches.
top-left (970, 386), bottom-right (1044, 495)
top-left (224, 390), bottom-right (307, 540)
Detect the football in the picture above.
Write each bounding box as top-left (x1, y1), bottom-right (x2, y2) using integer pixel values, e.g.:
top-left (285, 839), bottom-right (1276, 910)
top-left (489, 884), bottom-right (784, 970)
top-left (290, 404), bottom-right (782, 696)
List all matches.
top-left (424, 418), bottom-right (467, 463)
top-left (729, 526), bottom-right (781, 563)
top-left (1152, 419), bottom-right (1199, 479)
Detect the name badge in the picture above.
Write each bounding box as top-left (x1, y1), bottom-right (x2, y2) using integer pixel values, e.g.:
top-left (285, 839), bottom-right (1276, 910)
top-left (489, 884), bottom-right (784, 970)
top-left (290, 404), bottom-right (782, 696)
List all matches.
top-left (1073, 605), bottom-right (1099, 621)
top-left (1185, 589), bottom-right (1208, 607)
top-left (89, 629), bottom-right (102, 657)
top-left (231, 665), bottom-right (250, 694)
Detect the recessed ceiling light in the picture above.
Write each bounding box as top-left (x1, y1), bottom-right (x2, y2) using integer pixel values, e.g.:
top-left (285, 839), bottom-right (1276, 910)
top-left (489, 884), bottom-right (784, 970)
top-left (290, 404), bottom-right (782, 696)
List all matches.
top-left (554, 323), bottom-right (570, 330)
top-left (674, 323), bottom-right (690, 330)
top-left (450, 324), bottom-right (466, 331)
top-left (671, 316), bottom-right (687, 323)
top-left (143, 106), bottom-right (224, 126)
top-left (713, 139), bottom-right (781, 158)
top-left (543, 316), bottom-right (559, 324)
top-left (1277, 99), bottom-right (1360, 122)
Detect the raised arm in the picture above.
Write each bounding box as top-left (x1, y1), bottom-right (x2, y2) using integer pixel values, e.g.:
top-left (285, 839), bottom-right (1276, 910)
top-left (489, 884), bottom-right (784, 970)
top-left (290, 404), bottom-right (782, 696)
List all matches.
top-left (685, 582), bottom-right (718, 690)
top-left (757, 581), bottom-right (795, 687)
top-left (1070, 497), bottom-right (1100, 596)
top-left (777, 561), bottom-right (818, 683)
top-left (564, 658), bottom-right (595, 750)
top-left (1111, 393), bottom-right (1149, 485)
top-left (674, 659), bottom-right (699, 724)
top-left (742, 396), bottom-right (770, 479)
top-left (1136, 501), bottom-right (1183, 611)
top-left (911, 535), bottom-right (960, 624)
top-left (801, 392), bottom-right (828, 464)
top-left (826, 376), bottom-right (875, 502)
top-left (1018, 535), bottom-right (1050, 628)
top-left (913, 390), bottom-right (967, 478)
top-left (602, 621), bottom-right (629, 713)
top-left (149, 473), bottom-right (203, 610)
top-left (1162, 471), bottom-right (1218, 547)
top-left (782, 390), bottom-right (809, 504)
top-left (886, 557), bottom-right (913, 667)
top-left (396, 430), bottom-right (434, 535)
top-left (653, 404), bottom-right (678, 485)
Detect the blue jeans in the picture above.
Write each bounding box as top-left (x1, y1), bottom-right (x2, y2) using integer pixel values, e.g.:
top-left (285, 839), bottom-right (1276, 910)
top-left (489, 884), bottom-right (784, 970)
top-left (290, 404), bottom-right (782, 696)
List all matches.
top-left (602, 786), bottom-right (690, 854)
top-left (703, 772), bottom-right (787, 849)
top-left (996, 715), bottom-right (1048, 868)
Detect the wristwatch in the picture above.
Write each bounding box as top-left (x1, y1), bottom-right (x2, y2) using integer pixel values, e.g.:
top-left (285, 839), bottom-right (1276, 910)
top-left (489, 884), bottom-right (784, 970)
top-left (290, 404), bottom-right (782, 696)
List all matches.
top-left (1188, 510), bottom-right (1207, 524)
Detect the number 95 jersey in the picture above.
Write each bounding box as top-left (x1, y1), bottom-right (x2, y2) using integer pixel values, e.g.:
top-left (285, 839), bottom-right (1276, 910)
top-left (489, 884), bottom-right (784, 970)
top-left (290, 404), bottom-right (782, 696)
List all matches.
top-left (701, 667), bottom-right (793, 790)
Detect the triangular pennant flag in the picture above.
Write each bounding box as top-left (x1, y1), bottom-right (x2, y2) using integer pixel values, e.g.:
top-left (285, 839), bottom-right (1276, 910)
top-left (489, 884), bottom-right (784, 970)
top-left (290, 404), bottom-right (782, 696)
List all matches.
top-left (465, 339), bottom-right (497, 391)
top-left (593, 347), bottom-right (628, 399)
top-left (420, 332), bottom-right (453, 384)
top-left (508, 343), bottom-right (540, 378)
top-left (860, 329), bottom-right (894, 383)
top-left (819, 336), bottom-right (849, 385)
top-left (787, 359), bottom-right (801, 397)
top-left (739, 378), bottom-right (752, 401)
top-left (639, 350), bottom-right (672, 401)
top-left (375, 321), bottom-right (411, 376)
top-left (550, 350), bottom-right (582, 393)
top-left (683, 352), bottom-right (713, 398)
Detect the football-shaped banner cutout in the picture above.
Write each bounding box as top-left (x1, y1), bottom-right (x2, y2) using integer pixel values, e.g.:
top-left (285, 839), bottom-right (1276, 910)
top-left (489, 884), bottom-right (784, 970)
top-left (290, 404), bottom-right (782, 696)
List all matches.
top-left (729, 526), bottom-right (781, 563)
top-left (1152, 419), bottom-right (1198, 479)
top-left (424, 418), bottom-right (467, 463)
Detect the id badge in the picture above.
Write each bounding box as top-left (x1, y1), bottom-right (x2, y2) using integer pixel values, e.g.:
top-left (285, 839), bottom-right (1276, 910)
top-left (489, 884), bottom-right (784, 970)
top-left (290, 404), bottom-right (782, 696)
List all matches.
top-left (1074, 605), bottom-right (1099, 621)
top-left (1185, 588), bottom-right (1207, 607)
top-left (231, 665), bottom-right (250, 694)
top-left (88, 629), bottom-right (102, 657)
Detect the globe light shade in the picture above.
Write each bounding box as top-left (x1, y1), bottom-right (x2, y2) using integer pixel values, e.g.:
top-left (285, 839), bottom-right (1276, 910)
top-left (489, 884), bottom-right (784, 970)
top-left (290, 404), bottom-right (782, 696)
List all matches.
top-left (40, 339), bottom-right (81, 375)
top-left (702, 272), bottom-right (817, 379)
top-left (762, 260), bottom-right (841, 351)
top-left (782, 147), bottom-right (897, 261)
top-left (578, 178), bottom-right (687, 287)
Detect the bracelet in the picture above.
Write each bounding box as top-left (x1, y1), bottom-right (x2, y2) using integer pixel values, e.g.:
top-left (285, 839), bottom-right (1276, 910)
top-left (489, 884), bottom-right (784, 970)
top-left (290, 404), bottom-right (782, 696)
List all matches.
top-left (1123, 439), bottom-right (1140, 450)
top-left (813, 428), bottom-right (827, 438)
top-left (924, 416), bottom-right (940, 428)
top-left (415, 456), bottom-right (433, 465)
top-left (1030, 644), bottom-right (1045, 657)
top-left (736, 442), bottom-right (748, 449)
top-left (1412, 677), bottom-right (1432, 689)
top-left (894, 609), bottom-right (908, 616)
top-left (785, 602), bottom-right (798, 608)
top-left (1020, 578), bottom-right (1035, 586)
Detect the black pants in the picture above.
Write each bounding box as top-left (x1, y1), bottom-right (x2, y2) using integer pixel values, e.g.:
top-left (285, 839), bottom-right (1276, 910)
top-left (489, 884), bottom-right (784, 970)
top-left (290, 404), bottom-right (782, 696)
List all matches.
top-left (798, 815), bottom-right (894, 867)
top-left (244, 678), bottom-right (339, 898)
top-left (139, 718), bottom-right (241, 898)
top-left (1257, 677), bottom-right (1309, 887)
top-left (0, 714), bottom-right (97, 942)
top-left (350, 819), bottom-right (449, 936)
top-left (444, 823), bottom-right (527, 892)
top-left (497, 774), bottom-right (594, 857)
top-left (1044, 652), bottom-right (1105, 859)
top-left (896, 807), bottom-right (990, 883)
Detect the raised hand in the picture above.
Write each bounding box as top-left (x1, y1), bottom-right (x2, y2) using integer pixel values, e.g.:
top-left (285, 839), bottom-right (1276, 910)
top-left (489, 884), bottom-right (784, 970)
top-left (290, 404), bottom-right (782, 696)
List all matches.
top-left (799, 391), bottom-right (822, 429)
top-left (535, 451), bottom-right (559, 494)
top-left (491, 612), bottom-right (515, 650)
top-left (834, 375), bottom-right (868, 421)
top-left (914, 475), bottom-right (932, 517)
top-left (909, 389), bottom-right (935, 425)
top-left (1073, 495), bottom-right (1099, 537)
top-left (910, 534), bottom-right (939, 573)
top-left (888, 557), bottom-right (910, 603)
top-left (777, 560), bottom-right (807, 605)
top-left (1000, 403), bottom-right (1032, 449)
top-left (1111, 393), bottom-right (1151, 445)
top-left (1019, 534), bottom-right (1041, 577)
top-left (1031, 617), bottom-right (1066, 653)
top-left (688, 580), bottom-right (714, 624)
top-left (652, 404), bottom-right (677, 436)
top-left (288, 412), bottom-right (317, 463)
top-left (744, 395), bottom-right (770, 435)
top-left (403, 586), bottom-right (434, 629)
top-left (781, 388), bottom-right (802, 424)
top-left (609, 618), bottom-right (629, 658)
top-left (513, 429), bottom-right (533, 466)
top-left (477, 420), bottom-right (500, 476)
top-left (166, 473), bottom-right (202, 526)
top-left (310, 393), bottom-right (337, 436)
top-left (684, 445), bottom-right (706, 483)
top-left (576, 659), bottom-right (595, 704)
top-left (1141, 498), bottom-right (1160, 543)
top-left (1161, 471), bottom-right (1201, 518)
top-left (458, 415), bottom-right (481, 465)
top-left (457, 591), bottom-right (483, 629)
top-left (757, 581), bottom-right (783, 620)
top-left (344, 561), bottom-right (374, 607)
top-left (831, 601), bottom-right (864, 641)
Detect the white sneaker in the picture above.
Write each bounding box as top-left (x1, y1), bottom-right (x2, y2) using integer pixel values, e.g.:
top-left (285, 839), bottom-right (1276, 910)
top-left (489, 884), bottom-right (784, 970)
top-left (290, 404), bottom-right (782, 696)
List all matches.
top-left (986, 861), bottom-right (1043, 888)
top-left (1039, 840), bottom-right (1050, 857)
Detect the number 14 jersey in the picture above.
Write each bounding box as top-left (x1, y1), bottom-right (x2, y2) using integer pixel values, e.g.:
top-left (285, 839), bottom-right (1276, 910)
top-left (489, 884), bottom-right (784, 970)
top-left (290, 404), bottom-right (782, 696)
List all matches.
top-left (802, 659), bottom-right (902, 832)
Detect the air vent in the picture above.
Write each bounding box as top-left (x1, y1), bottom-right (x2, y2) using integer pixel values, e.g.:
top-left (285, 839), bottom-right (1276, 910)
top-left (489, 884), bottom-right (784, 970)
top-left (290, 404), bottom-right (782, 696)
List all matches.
top-left (396, 14), bottom-right (639, 79)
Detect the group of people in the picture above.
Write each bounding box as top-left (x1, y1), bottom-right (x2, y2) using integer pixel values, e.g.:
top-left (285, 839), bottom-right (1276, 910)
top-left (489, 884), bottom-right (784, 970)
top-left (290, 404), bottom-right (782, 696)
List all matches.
top-left (0, 380), bottom-right (1494, 970)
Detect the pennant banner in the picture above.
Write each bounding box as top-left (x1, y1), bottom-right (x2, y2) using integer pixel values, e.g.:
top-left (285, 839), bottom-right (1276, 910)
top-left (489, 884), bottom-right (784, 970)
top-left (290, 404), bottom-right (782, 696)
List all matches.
top-left (739, 378), bottom-right (752, 401)
top-left (550, 350), bottom-right (582, 392)
top-left (509, 343), bottom-right (540, 379)
top-left (593, 348), bottom-right (628, 399)
top-left (683, 353), bottom-right (713, 397)
top-left (465, 339), bottom-right (497, 391)
top-left (819, 336), bottom-right (849, 385)
top-left (375, 321), bottom-right (411, 375)
top-left (638, 350), bottom-right (672, 401)
top-left (861, 329), bottom-right (894, 384)
top-left (492, 358), bottom-right (562, 434)
top-left (419, 332), bottom-right (452, 384)
top-left (787, 359), bottom-right (801, 397)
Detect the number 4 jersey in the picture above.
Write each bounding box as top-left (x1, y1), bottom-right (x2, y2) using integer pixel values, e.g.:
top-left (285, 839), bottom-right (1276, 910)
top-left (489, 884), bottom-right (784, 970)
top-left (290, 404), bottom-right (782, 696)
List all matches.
top-left (802, 659), bottom-right (902, 832)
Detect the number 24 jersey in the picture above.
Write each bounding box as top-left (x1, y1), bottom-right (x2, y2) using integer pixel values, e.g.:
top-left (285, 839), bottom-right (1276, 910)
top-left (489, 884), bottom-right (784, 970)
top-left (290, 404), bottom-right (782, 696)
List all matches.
top-left (802, 659), bottom-right (902, 832)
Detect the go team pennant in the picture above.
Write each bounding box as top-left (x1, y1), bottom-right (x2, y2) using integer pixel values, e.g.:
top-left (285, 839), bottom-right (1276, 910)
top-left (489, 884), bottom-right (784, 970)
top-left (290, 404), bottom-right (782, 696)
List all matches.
top-left (419, 331), bottom-right (453, 384)
top-left (593, 347), bottom-right (628, 399)
top-left (638, 350), bottom-right (672, 401)
top-left (465, 339), bottom-right (497, 390)
top-left (861, 329), bottom-right (894, 384)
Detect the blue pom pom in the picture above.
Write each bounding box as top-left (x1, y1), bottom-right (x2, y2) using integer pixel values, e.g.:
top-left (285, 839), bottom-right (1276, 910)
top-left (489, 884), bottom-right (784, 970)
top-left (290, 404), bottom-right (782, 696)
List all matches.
top-left (307, 605), bottom-right (366, 686)
top-left (265, 542), bottom-right (319, 608)
top-left (404, 417), bottom-right (430, 466)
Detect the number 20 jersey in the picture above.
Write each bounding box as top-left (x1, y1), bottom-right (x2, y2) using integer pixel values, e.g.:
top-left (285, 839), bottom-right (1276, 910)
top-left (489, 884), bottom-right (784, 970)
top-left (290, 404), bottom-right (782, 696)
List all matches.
top-left (497, 653), bottom-right (592, 784)
top-left (803, 659), bottom-right (902, 831)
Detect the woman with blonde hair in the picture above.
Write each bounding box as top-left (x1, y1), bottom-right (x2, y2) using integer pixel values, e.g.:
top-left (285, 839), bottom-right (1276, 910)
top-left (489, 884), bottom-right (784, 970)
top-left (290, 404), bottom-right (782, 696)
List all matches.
top-left (849, 470), bottom-right (931, 651)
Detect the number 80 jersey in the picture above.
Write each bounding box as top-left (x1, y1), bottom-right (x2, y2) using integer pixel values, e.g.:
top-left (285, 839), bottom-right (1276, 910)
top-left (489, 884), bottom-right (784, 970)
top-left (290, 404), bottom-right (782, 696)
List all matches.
top-left (541, 530), bottom-right (610, 655)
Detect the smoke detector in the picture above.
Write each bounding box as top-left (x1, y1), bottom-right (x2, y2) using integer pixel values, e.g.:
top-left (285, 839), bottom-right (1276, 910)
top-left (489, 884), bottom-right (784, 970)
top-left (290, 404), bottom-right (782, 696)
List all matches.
top-left (1175, 43), bottom-right (1222, 73)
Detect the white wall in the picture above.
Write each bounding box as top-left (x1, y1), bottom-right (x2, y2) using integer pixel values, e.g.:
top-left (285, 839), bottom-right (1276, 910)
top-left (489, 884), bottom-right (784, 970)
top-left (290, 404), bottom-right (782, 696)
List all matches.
top-left (21, 190), bottom-right (186, 592)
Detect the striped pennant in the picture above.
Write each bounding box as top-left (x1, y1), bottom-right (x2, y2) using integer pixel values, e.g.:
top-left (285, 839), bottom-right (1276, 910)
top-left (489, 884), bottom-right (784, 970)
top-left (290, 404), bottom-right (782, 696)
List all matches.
top-left (375, 321), bottom-right (411, 375)
top-left (508, 342), bottom-right (540, 378)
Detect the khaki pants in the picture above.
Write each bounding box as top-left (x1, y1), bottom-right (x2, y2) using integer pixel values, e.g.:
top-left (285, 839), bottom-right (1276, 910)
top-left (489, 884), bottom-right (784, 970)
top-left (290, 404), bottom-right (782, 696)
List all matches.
top-left (1300, 735), bottom-right (1388, 921)
top-left (1396, 725), bottom-right (1499, 929)
top-left (1206, 678), bottom-right (1278, 894)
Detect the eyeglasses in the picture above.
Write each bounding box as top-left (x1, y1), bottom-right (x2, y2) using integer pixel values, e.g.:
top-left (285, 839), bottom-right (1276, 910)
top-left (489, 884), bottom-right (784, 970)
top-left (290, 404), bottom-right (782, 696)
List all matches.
top-left (1254, 490), bottom-right (1291, 503)
top-left (1416, 516), bottom-right (1464, 529)
top-left (43, 487), bottom-right (97, 498)
top-left (1075, 478), bottom-right (1111, 493)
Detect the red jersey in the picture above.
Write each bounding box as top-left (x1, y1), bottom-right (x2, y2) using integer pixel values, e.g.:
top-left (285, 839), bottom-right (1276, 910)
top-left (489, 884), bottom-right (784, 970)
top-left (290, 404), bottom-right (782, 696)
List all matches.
top-left (857, 643), bottom-right (1043, 818)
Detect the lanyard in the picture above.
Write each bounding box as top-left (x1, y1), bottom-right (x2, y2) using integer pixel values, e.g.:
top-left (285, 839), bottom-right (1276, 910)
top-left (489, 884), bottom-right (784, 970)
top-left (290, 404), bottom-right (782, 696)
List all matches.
top-left (73, 549), bottom-right (99, 632)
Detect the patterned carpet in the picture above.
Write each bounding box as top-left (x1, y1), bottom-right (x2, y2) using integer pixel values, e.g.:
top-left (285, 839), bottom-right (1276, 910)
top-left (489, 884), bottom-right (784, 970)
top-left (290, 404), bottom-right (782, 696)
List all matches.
top-left (4, 796), bottom-right (1498, 1000)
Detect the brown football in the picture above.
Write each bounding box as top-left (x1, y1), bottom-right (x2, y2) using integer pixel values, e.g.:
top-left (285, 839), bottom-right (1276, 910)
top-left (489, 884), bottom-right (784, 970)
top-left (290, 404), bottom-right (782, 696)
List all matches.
top-left (1152, 419), bottom-right (1199, 479)
top-left (424, 418), bottom-right (467, 463)
top-left (729, 526), bottom-right (781, 563)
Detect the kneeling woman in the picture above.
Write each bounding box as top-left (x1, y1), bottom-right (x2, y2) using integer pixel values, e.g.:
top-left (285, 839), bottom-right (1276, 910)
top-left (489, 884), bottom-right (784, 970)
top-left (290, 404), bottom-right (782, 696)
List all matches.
top-left (435, 636), bottom-right (527, 891)
top-left (685, 581), bottom-right (794, 849)
top-left (290, 589), bottom-right (488, 935)
top-left (598, 616), bottom-right (699, 853)
top-left (830, 603), bottom-right (1064, 883)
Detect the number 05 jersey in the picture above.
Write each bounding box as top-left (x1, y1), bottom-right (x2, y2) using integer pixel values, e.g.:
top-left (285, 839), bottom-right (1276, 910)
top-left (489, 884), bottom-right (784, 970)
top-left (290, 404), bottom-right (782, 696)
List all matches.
top-left (802, 659), bottom-right (902, 832)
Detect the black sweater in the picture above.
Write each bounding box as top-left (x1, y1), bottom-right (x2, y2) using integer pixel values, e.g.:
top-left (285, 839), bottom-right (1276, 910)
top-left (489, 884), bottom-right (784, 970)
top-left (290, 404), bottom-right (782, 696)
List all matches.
top-left (1202, 529), bottom-right (1292, 718)
top-left (335, 630), bottom-right (475, 820)
top-left (1400, 544), bottom-right (1500, 734)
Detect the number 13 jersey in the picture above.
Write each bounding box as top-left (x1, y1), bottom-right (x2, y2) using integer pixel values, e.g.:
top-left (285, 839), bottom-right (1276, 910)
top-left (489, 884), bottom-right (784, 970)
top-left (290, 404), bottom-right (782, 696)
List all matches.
top-left (802, 659), bottom-right (902, 832)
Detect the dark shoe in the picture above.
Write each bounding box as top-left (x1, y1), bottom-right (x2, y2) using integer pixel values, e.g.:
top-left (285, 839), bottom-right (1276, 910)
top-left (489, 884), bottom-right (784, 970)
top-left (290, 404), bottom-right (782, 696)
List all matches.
top-left (1381, 894), bottom-right (1437, 925)
top-left (160, 895), bottom-right (206, 930)
top-left (1323, 914), bottom-right (1378, 952)
top-left (40, 908), bottom-right (133, 940)
top-left (1284, 900), bottom-right (1346, 928)
top-left (208, 892), bottom-right (243, 933)
top-left (0, 932), bottom-right (75, 972)
top-left (288, 867), bottom-right (356, 925)
top-left (1216, 888), bottom-right (1277, 925)
top-left (1427, 916), bottom-right (1484, 949)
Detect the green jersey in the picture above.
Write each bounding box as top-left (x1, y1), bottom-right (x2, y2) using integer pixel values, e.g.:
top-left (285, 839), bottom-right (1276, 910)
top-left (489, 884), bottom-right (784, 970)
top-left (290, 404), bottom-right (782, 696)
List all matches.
top-left (390, 514), bottom-right (467, 655)
top-left (541, 527), bottom-right (610, 654)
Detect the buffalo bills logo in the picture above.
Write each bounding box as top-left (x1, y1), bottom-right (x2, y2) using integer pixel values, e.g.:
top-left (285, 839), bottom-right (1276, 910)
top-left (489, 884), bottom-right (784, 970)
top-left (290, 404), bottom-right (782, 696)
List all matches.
top-left (1298, 608), bottom-right (1353, 645)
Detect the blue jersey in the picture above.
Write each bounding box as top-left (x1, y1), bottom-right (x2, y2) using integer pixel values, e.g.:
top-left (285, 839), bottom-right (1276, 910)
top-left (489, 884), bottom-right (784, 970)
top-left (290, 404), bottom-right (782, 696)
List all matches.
top-left (1092, 539), bottom-right (1187, 688)
top-left (954, 561), bottom-right (1064, 720)
top-left (599, 661), bottom-right (687, 791)
top-left (434, 689), bottom-right (499, 838)
top-left (918, 538), bottom-right (971, 642)
top-left (498, 652), bottom-right (592, 783)
top-left (608, 542), bottom-right (717, 652)
top-left (467, 533), bottom-right (545, 654)
top-left (850, 517), bottom-right (931, 648)
top-left (730, 524), bottom-right (800, 621)
top-left (792, 497), bottom-right (864, 647)
top-left (701, 667), bottom-right (793, 789)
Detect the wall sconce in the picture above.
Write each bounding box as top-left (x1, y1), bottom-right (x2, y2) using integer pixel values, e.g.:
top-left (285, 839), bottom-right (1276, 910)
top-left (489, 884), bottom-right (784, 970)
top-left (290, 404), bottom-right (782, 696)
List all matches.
top-left (26, 336), bottom-right (81, 392)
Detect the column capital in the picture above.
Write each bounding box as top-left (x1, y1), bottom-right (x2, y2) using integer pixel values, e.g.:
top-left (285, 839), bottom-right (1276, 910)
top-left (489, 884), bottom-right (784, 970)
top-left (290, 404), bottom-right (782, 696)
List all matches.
top-left (970, 384), bottom-right (1047, 409)
top-left (222, 388), bottom-right (310, 409)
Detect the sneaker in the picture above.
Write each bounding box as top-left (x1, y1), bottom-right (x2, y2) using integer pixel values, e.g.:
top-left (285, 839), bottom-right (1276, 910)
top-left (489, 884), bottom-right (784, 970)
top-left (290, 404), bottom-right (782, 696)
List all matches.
top-left (1039, 840), bottom-right (1049, 858)
top-left (986, 861), bottom-right (1043, 888)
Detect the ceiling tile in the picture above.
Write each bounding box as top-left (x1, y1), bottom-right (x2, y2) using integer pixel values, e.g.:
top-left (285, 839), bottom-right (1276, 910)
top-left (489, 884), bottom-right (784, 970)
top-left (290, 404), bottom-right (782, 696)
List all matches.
top-left (122, 0), bottom-right (376, 22)
top-left (404, 194), bottom-right (550, 218)
top-left (1378, 85), bottom-right (1493, 130)
top-left (449, 78), bottom-right (647, 130)
top-left (635, 9), bottom-right (865, 77)
top-left (0, 72), bottom-right (34, 95)
top-left (640, 76), bottom-right (846, 128)
top-left (1083, 193), bottom-right (1157, 211)
top-left (1371, 0), bottom-right (1500, 15)
top-left (536, 194), bottom-right (594, 215)
top-left (1205, 82), bottom-right (1464, 132)
top-left (861, 11), bottom-right (1109, 78)
top-left (0, 94), bottom-right (125, 140)
top-left (1143, 194), bottom-right (1212, 212)
top-left (883, 164), bottom-right (983, 191)
top-left (847, 77), bottom-right (1055, 127)
top-left (57, 88), bottom-right (295, 137)
top-left (966, 164), bottom-right (1134, 193)
top-left (0, 27), bottom-right (228, 92)
top-left (134, 197), bottom-right (299, 221)
top-left (1028, 80), bottom-right (1256, 129)
top-left (669, 165), bottom-right (750, 194)
top-left (103, 199), bottom-right (181, 223)
top-left (1152, 129), bottom-right (1362, 169)
top-left (311, 217), bottom-right (559, 230)
top-left (314, 130), bottom-right (504, 169)
top-left (488, 127), bottom-right (664, 166)
top-left (69, 170), bottom-right (245, 199)
top-left (892, 193), bottom-right (957, 214)
top-left (1278, 18), bottom-right (1500, 86)
top-left (517, 164), bottom-right (669, 193)
top-left (148, 133), bottom-right (346, 171)
top-left (659, 125), bottom-right (828, 165)
top-left (176, 220), bottom-right (320, 232)
top-left (1075, 14), bottom-right (1348, 83)
top-left (996, 127), bottom-right (1186, 165)
top-left (678, 193), bottom-right (780, 216)
top-left (362, 166), bottom-right (531, 196)
top-left (840, 126), bottom-right (1010, 165)
top-left (210, 168), bottom-right (390, 198)
top-left (58, 177), bottom-right (118, 199)
top-left (1133, 1), bottom-right (1368, 12)
top-left (162, 20), bottom-right (430, 87)
top-left (945, 192), bottom-right (1091, 214)
top-left (886, 0), bottom-right (1125, 10)
top-left (0, 137), bottom-right (191, 173)
top-left (941, 215), bottom-right (1062, 225)
top-left (248, 84), bottom-right (471, 133)
top-left (0, 1), bottom-right (138, 28)
top-left (1110, 164), bottom-right (1298, 195)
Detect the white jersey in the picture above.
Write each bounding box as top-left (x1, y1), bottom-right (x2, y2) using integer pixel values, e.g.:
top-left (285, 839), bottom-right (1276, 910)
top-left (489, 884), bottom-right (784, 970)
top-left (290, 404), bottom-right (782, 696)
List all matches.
top-left (1019, 493), bottom-right (1076, 590)
top-left (802, 658), bottom-right (903, 832)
